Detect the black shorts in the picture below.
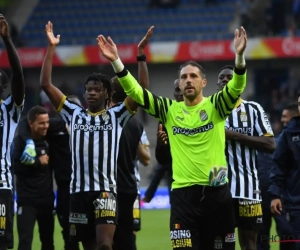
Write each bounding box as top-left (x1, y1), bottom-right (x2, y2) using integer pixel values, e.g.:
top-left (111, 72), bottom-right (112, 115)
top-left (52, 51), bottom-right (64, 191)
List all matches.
top-left (133, 194), bottom-right (141, 232)
top-left (69, 191), bottom-right (117, 242)
top-left (233, 198), bottom-right (263, 231)
top-left (0, 189), bottom-right (13, 249)
top-left (170, 184), bottom-right (235, 250)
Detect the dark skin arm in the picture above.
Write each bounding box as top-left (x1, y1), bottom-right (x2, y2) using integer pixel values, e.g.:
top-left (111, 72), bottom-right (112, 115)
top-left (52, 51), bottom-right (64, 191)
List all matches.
top-left (40, 21), bottom-right (64, 109)
top-left (137, 26), bottom-right (154, 89)
top-left (225, 130), bottom-right (276, 153)
top-left (0, 15), bottom-right (25, 106)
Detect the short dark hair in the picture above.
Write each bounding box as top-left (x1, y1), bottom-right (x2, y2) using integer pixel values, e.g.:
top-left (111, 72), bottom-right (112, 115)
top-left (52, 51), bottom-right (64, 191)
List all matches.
top-left (27, 106), bottom-right (48, 122)
top-left (111, 76), bottom-right (127, 103)
top-left (221, 65), bottom-right (234, 71)
top-left (0, 69), bottom-right (9, 86)
top-left (84, 72), bottom-right (112, 106)
top-left (283, 102), bottom-right (298, 114)
top-left (178, 61), bottom-right (206, 79)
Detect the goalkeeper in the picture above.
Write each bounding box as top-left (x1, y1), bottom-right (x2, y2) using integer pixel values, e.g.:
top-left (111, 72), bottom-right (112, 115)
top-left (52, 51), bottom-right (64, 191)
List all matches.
top-left (13, 105), bottom-right (55, 250)
top-left (98, 26), bottom-right (247, 249)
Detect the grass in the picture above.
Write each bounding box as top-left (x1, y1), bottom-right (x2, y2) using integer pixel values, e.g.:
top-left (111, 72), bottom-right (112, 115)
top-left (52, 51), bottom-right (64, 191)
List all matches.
top-left (13, 210), bottom-right (279, 250)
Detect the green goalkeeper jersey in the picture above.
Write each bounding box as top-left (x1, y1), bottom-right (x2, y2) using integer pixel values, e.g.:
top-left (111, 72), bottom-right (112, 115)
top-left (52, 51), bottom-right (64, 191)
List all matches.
top-left (117, 68), bottom-right (246, 189)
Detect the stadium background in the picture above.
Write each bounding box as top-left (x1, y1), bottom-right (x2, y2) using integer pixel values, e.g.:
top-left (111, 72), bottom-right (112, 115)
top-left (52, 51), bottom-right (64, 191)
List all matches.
top-left (0, 0), bottom-right (296, 249)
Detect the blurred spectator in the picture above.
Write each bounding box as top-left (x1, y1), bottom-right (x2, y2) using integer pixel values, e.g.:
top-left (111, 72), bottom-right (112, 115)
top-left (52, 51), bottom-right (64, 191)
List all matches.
top-left (149, 0), bottom-right (180, 8)
top-left (10, 22), bottom-right (23, 48)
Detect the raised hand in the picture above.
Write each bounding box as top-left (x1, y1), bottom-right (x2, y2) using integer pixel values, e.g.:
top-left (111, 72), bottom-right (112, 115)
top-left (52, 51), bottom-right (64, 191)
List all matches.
top-left (138, 26), bottom-right (154, 54)
top-left (97, 35), bottom-right (118, 62)
top-left (0, 14), bottom-right (9, 37)
top-left (233, 26), bottom-right (247, 55)
top-left (45, 21), bottom-right (60, 46)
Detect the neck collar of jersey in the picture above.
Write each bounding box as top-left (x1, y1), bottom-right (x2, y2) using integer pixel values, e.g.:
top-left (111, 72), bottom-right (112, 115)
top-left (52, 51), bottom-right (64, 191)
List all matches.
top-left (235, 98), bottom-right (242, 108)
top-left (87, 109), bottom-right (106, 117)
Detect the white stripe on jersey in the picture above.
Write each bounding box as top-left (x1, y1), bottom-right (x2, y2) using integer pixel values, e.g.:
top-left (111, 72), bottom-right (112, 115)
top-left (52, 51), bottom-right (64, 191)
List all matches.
top-left (0, 96), bottom-right (24, 190)
top-left (59, 98), bottom-right (132, 194)
top-left (225, 100), bottom-right (273, 201)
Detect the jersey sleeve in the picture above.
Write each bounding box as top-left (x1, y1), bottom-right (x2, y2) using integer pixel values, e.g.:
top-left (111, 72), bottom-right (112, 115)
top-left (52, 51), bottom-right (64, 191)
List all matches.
top-left (253, 103), bottom-right (274, 136)
top-left (110, 101), bottom-right (134, 128)
top-left (140, 129), bottom-right (150, 146)
top-left (116, 69), bottom-right (173, 124)
top-left (55, 95), bottom-right (81, 126)
top-left (210, 68), bottom-right (246, 119)
top-left (3, 95), bottom-right (24, 123)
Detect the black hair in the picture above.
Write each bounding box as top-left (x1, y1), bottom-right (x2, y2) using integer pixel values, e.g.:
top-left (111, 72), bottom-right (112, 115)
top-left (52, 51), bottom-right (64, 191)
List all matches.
top-left (111, 76), bottom-right (127, 103)
top-left (283, 102), bottom-right (299, 114)
top-left (27, 105), bottom-right (48, 122)
top-left (84, 72), bottom-right (112, 107)
top-left (0, 69), bottom-right (9, 86)
top-left (221, 65), bottom-right (234, 71)
top-left (178, 61), bottom-right (206, 79)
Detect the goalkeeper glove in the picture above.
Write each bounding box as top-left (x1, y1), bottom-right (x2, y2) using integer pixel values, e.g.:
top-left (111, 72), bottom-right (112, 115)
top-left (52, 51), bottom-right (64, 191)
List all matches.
top-left (20, 139), bottom-right (36, 165)
top-left (209, 167), bottom-right (227, 187)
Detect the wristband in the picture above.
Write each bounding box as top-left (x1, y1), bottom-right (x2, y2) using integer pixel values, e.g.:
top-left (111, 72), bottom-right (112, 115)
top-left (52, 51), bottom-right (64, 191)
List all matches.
top-left (235, 54), bottom-right (246, 69)
top-left (137, 54), bottom-right (146, 62)
top-left (111, 57), bottom-right (124, 73)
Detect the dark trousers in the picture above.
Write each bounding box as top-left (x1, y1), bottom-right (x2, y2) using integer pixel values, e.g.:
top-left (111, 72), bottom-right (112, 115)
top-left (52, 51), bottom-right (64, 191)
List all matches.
top-left (113, 192), bottom-right (137, 250)
top-left (56, 183), bottom-right (80, 250)
top-left (257, 200), bottom-right (294, 250)
top-left (144, 163), bottom-right (172, 201)
top-left (17, 205), bottom-right (54, 250)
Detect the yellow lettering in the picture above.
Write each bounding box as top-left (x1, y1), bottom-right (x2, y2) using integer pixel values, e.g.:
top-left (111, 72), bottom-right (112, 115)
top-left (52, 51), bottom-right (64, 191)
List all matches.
top-left (100, 210), bottom-right (116, 217)
top-left (0, 217), bottom-right (5, 229)
top-left (133, 208), bottom-right (140, 219)
top-left (171, 239), bottom-right (192, 248)
top-left (239, 204), bottom-right (263, 217)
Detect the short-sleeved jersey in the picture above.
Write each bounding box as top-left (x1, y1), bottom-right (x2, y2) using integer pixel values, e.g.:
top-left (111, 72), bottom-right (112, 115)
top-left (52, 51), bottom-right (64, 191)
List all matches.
top-left (56, 96), bottom-right (133, 194)
top-left (0, 96), bottom-right (24, 190)
top-left (226, 99), bottom-right (274, 200)
top-left (117, 68), bottom-right (246, 189)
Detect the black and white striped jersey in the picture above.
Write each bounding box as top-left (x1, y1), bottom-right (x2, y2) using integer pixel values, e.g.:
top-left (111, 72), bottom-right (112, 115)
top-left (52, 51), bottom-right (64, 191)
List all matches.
top-left (0, 96), bottom-right (24, 190)
top-left (57, 96), bottom-right (133, 194)
top-left (225, 99), bottom-right (273, 201)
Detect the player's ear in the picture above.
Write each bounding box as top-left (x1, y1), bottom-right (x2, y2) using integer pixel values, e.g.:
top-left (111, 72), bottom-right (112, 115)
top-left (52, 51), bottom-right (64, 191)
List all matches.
top-left (202, 79), bottom-right (207, 88)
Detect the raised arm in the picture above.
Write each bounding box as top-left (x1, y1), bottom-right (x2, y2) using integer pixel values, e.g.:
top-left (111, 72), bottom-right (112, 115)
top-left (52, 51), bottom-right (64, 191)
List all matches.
top-left (40, 21), bottom-right (64, 109)
top-left (210, 27), bottom-right (247, 119)
top-left (0, 15), bottom-right (24, 106)
top-left (137, 26), bottom-right (154, 89)
top-left (97, 35), bottom-right (172, 124)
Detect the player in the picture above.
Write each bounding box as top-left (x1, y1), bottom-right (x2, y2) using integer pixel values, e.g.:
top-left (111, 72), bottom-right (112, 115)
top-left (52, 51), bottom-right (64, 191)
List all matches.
top-left (217, 65), bottom-right (276, 249)
top-left (39, 21), bottom-right (137, 250)
top-left (98, 27), bottom-right (247, 249)
top-left (133, 129), bottom-right (151, 250)
top-left (0, 14), bottom-right (25, 250)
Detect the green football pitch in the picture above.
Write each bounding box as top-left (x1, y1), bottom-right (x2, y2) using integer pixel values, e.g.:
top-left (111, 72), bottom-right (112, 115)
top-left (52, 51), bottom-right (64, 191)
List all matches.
top-left (13, 210), bottom-right (279, 250)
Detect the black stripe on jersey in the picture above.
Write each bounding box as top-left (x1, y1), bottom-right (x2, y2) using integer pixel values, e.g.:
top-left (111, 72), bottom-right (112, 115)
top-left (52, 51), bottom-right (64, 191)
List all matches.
top-left (224, 85), bottom-right (236, 104)
top-left (141, 88), bottom-right (150, 110)
top-left (98, 115), bottom-right (104, 192)
top-left (79, 117), bottom-right (86, 192)
top-left (250, 103), bottom-right (268, 135)
top-left (63, 102), bottom-right (74, 115)
top-left (71, 115), bottom-right (80, 193)
top-left (106, 114), bottom-right (113, 189)
top-left (1, 107), bottom-right (9, 188)
top-left (111, 113), bottom-right (119, 188)
top-left (88, 116), bottom-right (95, 191)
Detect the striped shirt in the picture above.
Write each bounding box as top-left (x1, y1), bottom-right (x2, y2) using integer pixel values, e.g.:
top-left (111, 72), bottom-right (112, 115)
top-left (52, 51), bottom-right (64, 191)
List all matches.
top-left (226, 99), bottom-right (274, 200)
top-left (57, 96), bottom-right (133, 194)
top-left (0, 96), bottom-right (24, 190)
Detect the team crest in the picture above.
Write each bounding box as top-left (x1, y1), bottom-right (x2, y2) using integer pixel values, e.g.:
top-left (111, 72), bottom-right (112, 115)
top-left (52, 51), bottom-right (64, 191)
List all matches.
top-left (240, 112), bottom-right (247, 122)
top-left (200, 110), bottom-right (208, 121)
